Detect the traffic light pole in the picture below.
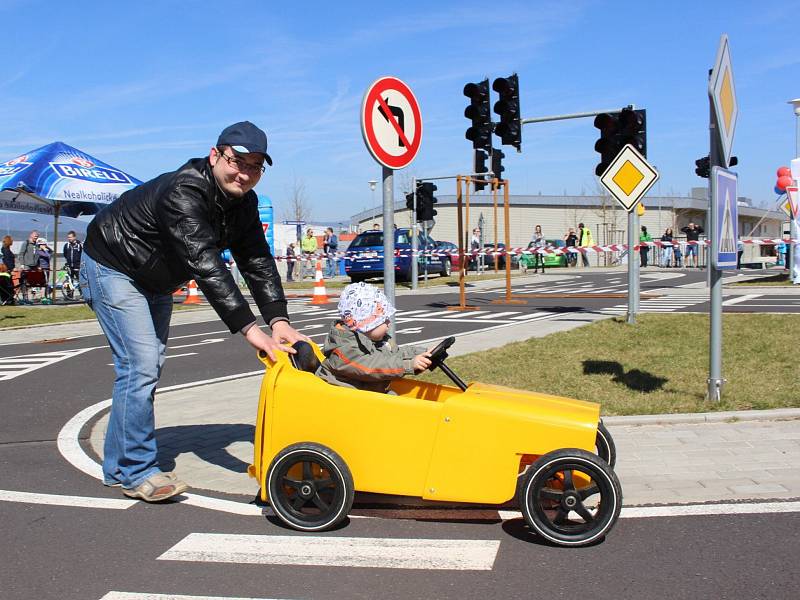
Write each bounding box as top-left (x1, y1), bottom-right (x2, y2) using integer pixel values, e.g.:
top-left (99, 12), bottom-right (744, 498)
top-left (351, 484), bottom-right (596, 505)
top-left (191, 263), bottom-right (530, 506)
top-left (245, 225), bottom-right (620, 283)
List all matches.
top-left (382, 166), bottom-right (396, 337)
top-left (520, 108), bottom-right (631, 125)
top-left (411, 177), bottom-right (418, 291)
top-left (707, 94), bottom-right (724, 402)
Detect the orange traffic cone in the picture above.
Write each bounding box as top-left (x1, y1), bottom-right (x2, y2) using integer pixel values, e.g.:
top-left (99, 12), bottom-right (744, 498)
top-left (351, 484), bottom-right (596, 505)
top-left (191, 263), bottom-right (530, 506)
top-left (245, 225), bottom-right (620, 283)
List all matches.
top-left (311, 261), bottom-right (330, 305)
top-left (184, 279), bottom-right (202, 305)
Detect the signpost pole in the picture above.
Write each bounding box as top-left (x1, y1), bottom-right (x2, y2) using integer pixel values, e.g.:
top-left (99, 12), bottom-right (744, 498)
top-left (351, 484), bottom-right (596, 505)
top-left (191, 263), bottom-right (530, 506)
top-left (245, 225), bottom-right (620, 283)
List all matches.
top-left (382, 166), bottom-right (396, 337)
top-left (626, 208), bottom-right (637, 324)
top-left (456, 176), bottom-right (466, 308)
top-left (707, 94), bottom-right (724, 402)
top-left (411, 177), bottom-right (418, 290)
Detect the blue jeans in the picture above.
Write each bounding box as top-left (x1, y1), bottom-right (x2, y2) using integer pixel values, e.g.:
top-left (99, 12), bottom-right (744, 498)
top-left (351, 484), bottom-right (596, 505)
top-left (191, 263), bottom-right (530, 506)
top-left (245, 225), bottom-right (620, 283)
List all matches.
top-left (79, 252), bottom-right (173, 489)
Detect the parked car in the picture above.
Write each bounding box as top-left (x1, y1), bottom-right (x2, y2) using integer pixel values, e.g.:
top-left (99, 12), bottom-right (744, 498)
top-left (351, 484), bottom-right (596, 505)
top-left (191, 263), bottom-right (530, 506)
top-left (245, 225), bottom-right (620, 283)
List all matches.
top-left (345, 228), bottom-right (450, 282)
top-left (520, 239), bottom-right (568, 270)
top-left (435, 240), bottom-right (461, 270)
top-left (472, 242), bottom-right (518, 270)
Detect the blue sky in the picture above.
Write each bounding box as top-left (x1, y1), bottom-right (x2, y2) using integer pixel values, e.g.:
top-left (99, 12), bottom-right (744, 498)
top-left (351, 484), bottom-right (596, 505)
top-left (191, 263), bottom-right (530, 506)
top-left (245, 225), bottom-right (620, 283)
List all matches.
top-left (1, 0), bottom-right (798, 221)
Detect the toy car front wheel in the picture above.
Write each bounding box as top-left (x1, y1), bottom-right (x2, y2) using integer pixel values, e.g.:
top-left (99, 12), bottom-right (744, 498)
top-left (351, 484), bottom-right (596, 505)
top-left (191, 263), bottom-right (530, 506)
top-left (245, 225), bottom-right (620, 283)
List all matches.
top-left (267, 443), bottom-right (354, 532)
top-left (517, 448), bottom-right (622, 547)
top-left (595, 420), bottom-right (616, 468)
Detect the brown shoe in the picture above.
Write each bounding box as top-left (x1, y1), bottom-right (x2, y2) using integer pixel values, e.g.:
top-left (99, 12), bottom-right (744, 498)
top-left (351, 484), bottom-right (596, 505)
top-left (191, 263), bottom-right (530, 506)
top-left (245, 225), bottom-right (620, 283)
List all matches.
top-left (122, 472), bottom-right (187, 502)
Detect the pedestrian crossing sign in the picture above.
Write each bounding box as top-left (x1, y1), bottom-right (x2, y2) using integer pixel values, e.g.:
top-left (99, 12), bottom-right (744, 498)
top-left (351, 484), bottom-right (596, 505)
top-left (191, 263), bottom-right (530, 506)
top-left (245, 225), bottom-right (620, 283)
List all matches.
top-left (712, 166), bottom-right (738, 269)
top-left (598, 144), bottom-right (659, 212)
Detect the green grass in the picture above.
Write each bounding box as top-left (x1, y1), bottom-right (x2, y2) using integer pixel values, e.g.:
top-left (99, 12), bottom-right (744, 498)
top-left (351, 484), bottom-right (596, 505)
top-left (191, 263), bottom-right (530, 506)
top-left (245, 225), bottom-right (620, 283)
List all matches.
top-left (0, 303), bottom-right (202, 329)
top-left (732, 272), bottom-right (793, 286)
top-left (420, 313), bottom-right (799, 415)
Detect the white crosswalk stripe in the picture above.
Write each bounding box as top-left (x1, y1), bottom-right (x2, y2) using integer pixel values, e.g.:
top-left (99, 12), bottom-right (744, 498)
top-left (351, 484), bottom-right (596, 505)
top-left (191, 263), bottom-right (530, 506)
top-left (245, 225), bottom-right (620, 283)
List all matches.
top-left (100, 594), bottom-right (286, 600)
top-left (158, 533), bottom-right (500, 571)
top-left (601, 295), bottom-right (707, 314)
top-left (0, 348), bottom-right (94, 381)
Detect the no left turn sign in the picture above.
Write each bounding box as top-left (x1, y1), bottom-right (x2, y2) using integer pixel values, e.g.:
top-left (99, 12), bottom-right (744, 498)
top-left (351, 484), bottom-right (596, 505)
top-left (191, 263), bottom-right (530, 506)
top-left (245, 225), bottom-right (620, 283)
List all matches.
top-left (361, 76), bottom-right (422, 170)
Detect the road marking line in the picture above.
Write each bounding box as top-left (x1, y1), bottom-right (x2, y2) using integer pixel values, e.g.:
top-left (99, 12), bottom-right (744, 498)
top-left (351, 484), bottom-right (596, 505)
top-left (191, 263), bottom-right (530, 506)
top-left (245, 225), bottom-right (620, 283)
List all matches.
top-left (170, 338), bottom-right (226, 350)
top-left (498, 500), bottom-right (800, 521)
top-left (722, 294), bottom-right (762, 306)
top-left (159, 533), bottom-right (500, 570)
top-left (100, 593), bottom-right (288, 600)
top-left (0, 489), bottom-right (136, 510)
top-left (409, 310), bottom-right (461, 318)
top-left (165, 352), bottom-right (198, 360)
top-left (475, 311), bottom-right (520, 319)
top-left (0, 348), bottom-right (95, 381)
top-left (510, 312), bottom-right (553, 320)
top-left (441, 310), bottom-right (489, 318)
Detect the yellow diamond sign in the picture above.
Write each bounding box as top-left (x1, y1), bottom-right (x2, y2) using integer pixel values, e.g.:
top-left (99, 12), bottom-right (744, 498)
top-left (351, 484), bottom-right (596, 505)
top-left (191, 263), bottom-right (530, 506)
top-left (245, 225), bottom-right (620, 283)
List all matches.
top-left (709, 34), bottom-right (738, 167)
top-left (599, 144), bottom-right (659, 212)
top-left (612, 160), bottom-right (645, 196)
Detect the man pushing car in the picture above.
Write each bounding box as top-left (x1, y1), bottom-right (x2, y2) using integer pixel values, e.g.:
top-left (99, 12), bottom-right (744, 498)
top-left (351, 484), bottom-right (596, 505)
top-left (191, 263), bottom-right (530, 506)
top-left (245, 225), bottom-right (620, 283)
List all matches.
top-left (80, 121), bottom-right (306, 502)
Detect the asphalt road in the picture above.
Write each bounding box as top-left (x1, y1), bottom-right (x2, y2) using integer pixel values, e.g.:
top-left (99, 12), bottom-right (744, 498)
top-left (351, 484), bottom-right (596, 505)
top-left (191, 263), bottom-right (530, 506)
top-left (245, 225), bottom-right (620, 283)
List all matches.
top-left (2, 269), bottom-right (798, 599)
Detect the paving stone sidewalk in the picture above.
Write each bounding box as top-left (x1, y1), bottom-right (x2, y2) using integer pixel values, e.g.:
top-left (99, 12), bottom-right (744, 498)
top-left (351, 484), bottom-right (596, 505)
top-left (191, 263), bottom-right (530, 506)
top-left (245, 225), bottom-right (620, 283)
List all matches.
top-left (87, 375), bottom-right (800, 506)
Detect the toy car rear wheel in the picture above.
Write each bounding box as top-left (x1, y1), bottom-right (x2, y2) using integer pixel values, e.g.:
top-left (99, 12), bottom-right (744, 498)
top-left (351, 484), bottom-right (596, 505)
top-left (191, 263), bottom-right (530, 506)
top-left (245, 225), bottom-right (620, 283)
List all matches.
top-left (267, 443), bottom-right (354, 532)
top-left (595, 420), bottom-right (616, 468)
top-left (517, 448), bottom-right (622, 547)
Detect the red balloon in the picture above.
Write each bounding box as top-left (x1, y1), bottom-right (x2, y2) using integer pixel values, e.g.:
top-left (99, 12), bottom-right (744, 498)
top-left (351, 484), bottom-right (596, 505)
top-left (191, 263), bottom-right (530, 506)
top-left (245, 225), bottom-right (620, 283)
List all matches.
top-left (777, 166), bottom-right (792, 178)
top-left (777, 175), bottom-right (794, 191)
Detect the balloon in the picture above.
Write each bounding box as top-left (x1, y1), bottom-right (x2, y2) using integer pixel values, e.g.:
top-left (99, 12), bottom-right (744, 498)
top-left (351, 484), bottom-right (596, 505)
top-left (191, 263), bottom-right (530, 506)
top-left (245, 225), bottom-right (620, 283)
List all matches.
top-left (777, 175), bottom-right (794, 191)
top-left (777, 166), bottom-right (792, 178)
top-left (775, 186), bottom-right (784, 195)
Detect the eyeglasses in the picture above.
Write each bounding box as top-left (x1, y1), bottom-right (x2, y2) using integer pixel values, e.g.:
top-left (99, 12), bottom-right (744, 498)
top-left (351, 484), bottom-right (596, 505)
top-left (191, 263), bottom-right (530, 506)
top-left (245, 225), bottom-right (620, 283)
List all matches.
top-left (217, 150), bottom-right (265, 175)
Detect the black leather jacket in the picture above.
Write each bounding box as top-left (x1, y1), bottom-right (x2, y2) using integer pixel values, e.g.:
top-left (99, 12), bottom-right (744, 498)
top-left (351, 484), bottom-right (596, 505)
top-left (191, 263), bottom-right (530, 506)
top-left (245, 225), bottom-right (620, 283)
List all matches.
top-left (84, 157), bottom-right (287, 333)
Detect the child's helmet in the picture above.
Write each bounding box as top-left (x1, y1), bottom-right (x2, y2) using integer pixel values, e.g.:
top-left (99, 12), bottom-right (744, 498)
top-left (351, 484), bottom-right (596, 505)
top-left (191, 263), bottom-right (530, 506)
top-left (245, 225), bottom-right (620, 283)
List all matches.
top-left (338, 282), bottom-right (396, 333)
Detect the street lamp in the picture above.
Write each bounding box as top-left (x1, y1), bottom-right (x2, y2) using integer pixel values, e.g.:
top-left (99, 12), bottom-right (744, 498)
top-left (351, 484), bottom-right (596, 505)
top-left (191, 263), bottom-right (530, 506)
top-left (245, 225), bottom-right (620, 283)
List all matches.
top-left (368, 180), bottom-right (378, 224)
top-left (788, 98), bottom-right (800, 157)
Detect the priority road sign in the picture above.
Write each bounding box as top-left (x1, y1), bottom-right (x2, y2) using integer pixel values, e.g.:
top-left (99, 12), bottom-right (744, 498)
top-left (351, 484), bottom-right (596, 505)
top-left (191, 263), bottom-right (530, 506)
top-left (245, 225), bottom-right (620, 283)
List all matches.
top-left (361, 76), bottom-right (422, 170)
top-left (712, 166), bottom-right (738, 269)
top-left (598, 144), bottom-right (659, 212)
top-left (709, 34), bottom-right (738, 168)
top-left (786, 186), bottom-right (799, 219)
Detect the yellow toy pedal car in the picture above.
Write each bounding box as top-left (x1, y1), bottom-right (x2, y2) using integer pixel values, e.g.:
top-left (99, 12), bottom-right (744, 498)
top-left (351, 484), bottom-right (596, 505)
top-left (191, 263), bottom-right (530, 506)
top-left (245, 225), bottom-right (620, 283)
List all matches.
top-left (249, 337), bottom-right (622, 547)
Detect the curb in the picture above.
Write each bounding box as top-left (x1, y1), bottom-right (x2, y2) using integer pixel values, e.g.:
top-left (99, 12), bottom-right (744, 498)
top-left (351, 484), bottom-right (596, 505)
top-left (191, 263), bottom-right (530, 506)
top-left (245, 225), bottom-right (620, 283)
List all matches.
top-left (604, 407), bottom-right (800, 426)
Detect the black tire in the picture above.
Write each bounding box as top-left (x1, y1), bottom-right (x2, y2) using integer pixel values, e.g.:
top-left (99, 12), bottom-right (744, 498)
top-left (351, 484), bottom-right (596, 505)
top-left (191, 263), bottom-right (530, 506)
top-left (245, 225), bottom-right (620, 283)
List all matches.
top-left (61, 281), bottom-right (75, 301)
top-left (440, 258), bottom-right (452, 277)
top-left (517, 448), bottom-right (622, 547)
top-left (349, 274), bottom-right (365, 283)
top-left (267, 442), bottom-right (354, 532)
top-left (595, 420), bottom-right (616, 468)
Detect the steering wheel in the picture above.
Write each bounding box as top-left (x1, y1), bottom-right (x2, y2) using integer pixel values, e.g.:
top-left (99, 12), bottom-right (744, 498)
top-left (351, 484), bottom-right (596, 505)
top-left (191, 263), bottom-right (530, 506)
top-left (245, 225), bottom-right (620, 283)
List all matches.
top-left (428, 336), bottom-right (455, 365)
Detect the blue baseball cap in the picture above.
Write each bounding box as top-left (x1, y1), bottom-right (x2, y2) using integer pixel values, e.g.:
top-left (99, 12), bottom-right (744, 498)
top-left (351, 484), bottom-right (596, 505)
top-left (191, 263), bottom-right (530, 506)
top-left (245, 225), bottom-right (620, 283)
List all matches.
top-left (217, 121), bottom-right (273, 166)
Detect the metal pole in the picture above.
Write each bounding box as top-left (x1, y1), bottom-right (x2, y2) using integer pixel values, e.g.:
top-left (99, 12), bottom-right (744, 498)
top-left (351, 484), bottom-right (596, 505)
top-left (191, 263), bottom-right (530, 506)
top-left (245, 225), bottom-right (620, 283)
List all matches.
top-left (626, 209), bottom-right (637, 324)
top-left (493, 181), bottom-right (499, 273)
top-left (503, 180), bottom-right (512, 302)
top-left (457, 176), bottom-right (466, 308)
top-left (52, 204), bottom-right (59, 302)
top-left (707, 89), bottom-right (724, 402)
top-left (465, 178), bottom-right (471, 256)
top-left (382, 166), bottom-right (395, 337)
top-left (411, 177), bottom-right (418, 290)
top-left (521, 107), bottom-right (632, 125)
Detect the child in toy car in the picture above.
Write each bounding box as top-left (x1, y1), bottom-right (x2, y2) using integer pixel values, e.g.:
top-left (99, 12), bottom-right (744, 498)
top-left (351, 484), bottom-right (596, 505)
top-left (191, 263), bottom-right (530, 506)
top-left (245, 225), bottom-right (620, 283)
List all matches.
top-left (315, 282), bottom-right (433, 393)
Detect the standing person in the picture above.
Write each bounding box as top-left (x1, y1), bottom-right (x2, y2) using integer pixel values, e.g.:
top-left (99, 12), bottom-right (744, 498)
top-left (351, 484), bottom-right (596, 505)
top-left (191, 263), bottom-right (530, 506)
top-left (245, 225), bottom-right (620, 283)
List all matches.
top-left (16, 230), bottom-right (39, 305)
top-left (577, 222), bottom-right (593, 267)
top-left (737, 239), bottom-right (744, 269)
top-left (36, 238), bottom-right (53, 298)
top-left (564, 227), bottom-right (578, 267)
top-left (660, 227), bottom-right (674, 268)
top-left (639, 226), bottom-right (652, 267)
top-left (0, 264), bottom-right (13, 305)
top-left (681, 222), bottom-right (704, 268)
top-left (470, 227), bottom-right (481, 271)
top-left (285, 242), bottom-right (296, 282)
top-left (2, 235), bottom-right (15, 272)
top-left (301, 228), bottom-right (318, 279)
top-left (80, 121), bottom-right (307, 502)
top-left (323, 227), bottom-right (338, 278)
top-left (63, 230), bottom-right (83, 281)
top-left (531, 225), bottom-right (546, 274)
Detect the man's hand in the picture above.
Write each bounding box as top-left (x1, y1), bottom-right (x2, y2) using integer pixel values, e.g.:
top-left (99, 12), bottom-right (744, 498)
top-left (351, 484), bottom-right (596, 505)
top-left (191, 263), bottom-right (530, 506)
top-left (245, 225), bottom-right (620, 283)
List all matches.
top-left (243, 326), bottom-right (295, 362)
top-left (413, 351), bottom-right (432, 374)
top-left (271, 320), bottom-right (310, 346)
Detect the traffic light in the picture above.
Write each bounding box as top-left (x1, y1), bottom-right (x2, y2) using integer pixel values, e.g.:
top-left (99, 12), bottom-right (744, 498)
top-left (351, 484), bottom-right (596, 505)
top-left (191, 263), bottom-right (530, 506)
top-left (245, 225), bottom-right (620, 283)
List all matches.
top-left (492, 74), bottom-right (521, 151)
top-left (463, 79), bottom-right (492, 152)
top-left (418, 181), bottom-right (438, 221)
top-left (695, 156), bottom-right (710, 178)
top-left (473, 149), bottom-right (488, 192)
top-left (619, 107), bottom-right (646, 158)
top-left (491, 148), bottom-right (505, 182)
top-left (593, 112), bottom-right (621, 176)
top-left (405, 190), bottom-right (415, 213)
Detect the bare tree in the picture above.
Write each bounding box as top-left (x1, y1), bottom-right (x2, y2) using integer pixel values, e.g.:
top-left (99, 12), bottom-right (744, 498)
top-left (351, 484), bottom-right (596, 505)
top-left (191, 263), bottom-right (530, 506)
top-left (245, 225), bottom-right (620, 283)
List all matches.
top-left (280, 176), bottom-right (312, 233)
top-left (591, 179), bottom-right (625, 265)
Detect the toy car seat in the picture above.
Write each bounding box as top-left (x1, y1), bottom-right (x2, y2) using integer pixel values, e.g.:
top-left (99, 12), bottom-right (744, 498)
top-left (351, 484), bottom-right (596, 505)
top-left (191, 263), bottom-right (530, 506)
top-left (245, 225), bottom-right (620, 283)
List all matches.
top-left (289, 341), bottom-right (321, 374)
